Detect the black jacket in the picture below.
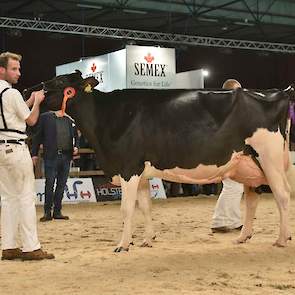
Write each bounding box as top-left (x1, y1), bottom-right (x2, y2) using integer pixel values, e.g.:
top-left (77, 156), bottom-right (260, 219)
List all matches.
top-left (31, 112), bottom-right (79, 160)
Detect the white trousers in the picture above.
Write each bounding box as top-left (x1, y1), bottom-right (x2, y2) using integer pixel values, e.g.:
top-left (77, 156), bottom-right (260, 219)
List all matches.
top-left (0, 143), bottom-right (40, 252)
top-left (211, 178), bottom-right (244, 229)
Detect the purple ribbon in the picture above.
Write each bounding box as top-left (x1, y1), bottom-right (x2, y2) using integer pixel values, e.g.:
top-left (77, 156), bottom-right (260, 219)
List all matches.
top-left (289, 102), bottom-right (295, 123)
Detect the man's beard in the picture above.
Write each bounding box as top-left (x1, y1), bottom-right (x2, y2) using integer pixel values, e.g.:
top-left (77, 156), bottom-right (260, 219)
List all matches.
top-left (6, 77), bottom-right (18, 85)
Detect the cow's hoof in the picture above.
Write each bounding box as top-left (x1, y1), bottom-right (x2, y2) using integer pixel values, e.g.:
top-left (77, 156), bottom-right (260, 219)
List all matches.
top-left (272, 237), bottom-right (291, 247)
top-left (233, 234), bottom-right (252, 244)
top-left (140, 241), bottom-right (153, 248)
top-left (114, 246), bottom-right (129, 252)
top-left (152, 235), bottom-right (156, 241)
top-left (273, 241), bottom-right (286, 247)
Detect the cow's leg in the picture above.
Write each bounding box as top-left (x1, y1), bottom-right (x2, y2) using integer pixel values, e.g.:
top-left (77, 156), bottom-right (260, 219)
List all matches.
top-left (235, 186), bottom-right (258, 244)
top-left (260, 161), bottom-right (291, 247)
top-left (247, 130), bottom-right (291, 247)
top-left (114, 175), bottom-right (140, 252)
top-left (137, 178), bottom-right (155, 247)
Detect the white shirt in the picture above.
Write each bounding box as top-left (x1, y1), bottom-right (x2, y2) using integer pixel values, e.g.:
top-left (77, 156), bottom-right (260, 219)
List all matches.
top-left (0, 80), bottom-right (30, 140)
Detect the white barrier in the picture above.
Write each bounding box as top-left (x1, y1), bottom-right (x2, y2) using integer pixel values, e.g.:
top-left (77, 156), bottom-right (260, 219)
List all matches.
top-left (1, 177), bottom-right (166, 205)
top-left (35, 178), bottom-right (97, 205)
top-left (149, 178), bottom-right (167, 199)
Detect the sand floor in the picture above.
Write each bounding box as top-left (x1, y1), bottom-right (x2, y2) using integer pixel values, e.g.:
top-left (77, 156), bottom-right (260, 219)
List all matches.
top-left (1, 194), bottom-right (295, 295)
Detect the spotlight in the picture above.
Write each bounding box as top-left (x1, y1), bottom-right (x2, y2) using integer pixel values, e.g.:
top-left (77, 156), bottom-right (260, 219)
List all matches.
top-left (202, 69), bottom-right (209, 77)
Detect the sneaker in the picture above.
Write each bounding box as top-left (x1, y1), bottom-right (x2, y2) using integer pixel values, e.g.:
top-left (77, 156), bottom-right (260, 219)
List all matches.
top-left (22, 249), bottom-right (55, 261)
top-left (1, 248), bottom-right (23, 260)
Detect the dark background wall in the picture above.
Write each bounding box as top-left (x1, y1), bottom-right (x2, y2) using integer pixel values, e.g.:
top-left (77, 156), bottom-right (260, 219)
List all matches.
top-left (1, 30), bottom-right (295, 91)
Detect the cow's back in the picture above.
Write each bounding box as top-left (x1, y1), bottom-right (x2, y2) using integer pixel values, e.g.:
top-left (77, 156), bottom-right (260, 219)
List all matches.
top-left (70, 88), bottom-right (290, 180)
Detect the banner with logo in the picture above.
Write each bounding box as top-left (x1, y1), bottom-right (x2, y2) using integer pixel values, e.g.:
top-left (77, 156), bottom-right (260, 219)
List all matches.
top-left (126, 45), bottom-right (176, 89)
top-left (0, 177), bottom-right (167, 205)
top-left (56, 45), bottom-right (176, 92)
top-left (92, 177), bottom-right (166, 202)
top-left (35, 178), bottom-right (97, 205)
top-left (56, 54), bottom-right (109, 92)
top-left (149, 178), bottom-right (167, 199)
top-left (93, 180), bottom-right (122, 202)
top-left (56, 49), bottom-right (126, 92)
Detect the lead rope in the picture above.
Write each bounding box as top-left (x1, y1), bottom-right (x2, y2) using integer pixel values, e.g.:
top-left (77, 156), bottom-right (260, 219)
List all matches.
top-left (61, 87), bottom-right (76, 116)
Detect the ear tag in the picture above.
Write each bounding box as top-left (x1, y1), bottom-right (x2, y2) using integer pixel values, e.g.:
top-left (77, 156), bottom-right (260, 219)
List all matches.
top-left (84, 84), bottom-right (93, 93)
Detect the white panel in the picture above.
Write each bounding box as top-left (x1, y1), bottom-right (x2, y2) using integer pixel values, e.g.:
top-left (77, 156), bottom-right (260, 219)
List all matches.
top-left (174, 69), bottom-right (204, 89)
top-left (35, 178), bottom-right (97, 204)
top-left (126, 45), bottom-right (176, 89)
top-left (108, 49), bottom-right (127, 91)
top-left (56, 55), bottom-right (109, 92)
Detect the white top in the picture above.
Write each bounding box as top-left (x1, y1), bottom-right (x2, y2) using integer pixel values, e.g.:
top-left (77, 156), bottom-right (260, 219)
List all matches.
top-left (0, 79), bottom-right (30, 140)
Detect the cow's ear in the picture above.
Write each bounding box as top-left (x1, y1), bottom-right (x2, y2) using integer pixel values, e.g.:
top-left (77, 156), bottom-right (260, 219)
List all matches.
top-left (82, 77), bottom-right (99, 93)
top-left (75, 69), bottom-right (82, 76)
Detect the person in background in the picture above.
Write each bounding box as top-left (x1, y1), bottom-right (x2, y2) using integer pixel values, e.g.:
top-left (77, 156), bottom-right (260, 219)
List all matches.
top-left (75, 130), bottom-right (97, 171)
top-left (202, 183), bottom-right (218, 196)
top-left (32, 110), bottom-right (79, 222)
top-left (0, 51), bottom-right (54, 260)
top-left (211, 79), bottom-right (244, 233)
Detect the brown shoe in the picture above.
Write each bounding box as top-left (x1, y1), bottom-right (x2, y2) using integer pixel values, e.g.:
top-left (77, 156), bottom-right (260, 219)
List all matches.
top-left (22, 249), bottom-right (55, 261)
top-left (53, 211), bottom-right (69, 220)
top-left (40, 212), bottom-right (52, 222)
top-left (1, 248), bottom-right (23, 260)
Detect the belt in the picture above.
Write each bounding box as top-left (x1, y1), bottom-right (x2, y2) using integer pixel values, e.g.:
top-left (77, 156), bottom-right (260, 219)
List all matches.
top-left (0, 139), bottom-right (25, 145)
top-left (57, 149), bottom-right (70, 154)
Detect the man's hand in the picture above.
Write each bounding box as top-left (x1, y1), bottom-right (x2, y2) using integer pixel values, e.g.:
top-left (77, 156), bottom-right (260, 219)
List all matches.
top-left (26, 90), bottom-right (45, 126)
top-left (26, 92), bottom-right (36, 108)
top-left (34, 90), bottom-right (45, 105)
top-left (32, 156), bottom-right (38, 166)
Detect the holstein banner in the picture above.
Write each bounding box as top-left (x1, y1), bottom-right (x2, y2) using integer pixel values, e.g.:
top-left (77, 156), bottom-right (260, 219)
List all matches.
top-left (92, 180), bottom-right (122, 202)
top-left (92, 177), bottom-right (166, 202)
top-left (35, 178), bottom-right (97, 205)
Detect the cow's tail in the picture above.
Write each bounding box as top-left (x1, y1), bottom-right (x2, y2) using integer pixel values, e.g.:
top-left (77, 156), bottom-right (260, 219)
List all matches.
top-left (285, 153), bottom-right (295, 198)
top-left (285, 119), bottom-right (295, 197)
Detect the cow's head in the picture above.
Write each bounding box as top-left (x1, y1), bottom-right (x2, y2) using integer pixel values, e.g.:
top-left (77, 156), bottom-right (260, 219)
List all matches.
top-left (23, 70), bottom-right (99, 112)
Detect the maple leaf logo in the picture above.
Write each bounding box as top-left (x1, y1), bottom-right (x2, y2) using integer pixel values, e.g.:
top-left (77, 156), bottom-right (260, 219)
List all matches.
top-left (144, 53), bottom-right (154, 63)
top-left (91, 63), bottom-right (97, 72)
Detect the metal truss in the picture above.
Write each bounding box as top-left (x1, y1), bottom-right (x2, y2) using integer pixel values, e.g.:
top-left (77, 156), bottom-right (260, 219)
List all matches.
top-left (1, 16), bottom-right (295, 53)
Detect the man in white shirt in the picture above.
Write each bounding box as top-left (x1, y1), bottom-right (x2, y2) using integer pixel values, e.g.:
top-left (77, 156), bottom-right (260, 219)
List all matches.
top-left (211, 79), bottom-right (244, 233)
top-left (0, 51), bottom-right (54, 260)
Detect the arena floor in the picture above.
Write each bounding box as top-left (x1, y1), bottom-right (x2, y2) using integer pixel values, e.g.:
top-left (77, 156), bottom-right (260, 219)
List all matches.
top-left (1, 194), bottom-right (295, 295)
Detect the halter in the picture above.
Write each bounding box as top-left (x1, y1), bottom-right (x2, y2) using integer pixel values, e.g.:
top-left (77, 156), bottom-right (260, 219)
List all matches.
top-left (24, 81), bottom-right (77, 116)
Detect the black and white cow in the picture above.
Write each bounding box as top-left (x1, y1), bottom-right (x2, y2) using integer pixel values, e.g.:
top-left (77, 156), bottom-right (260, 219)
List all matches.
top-left (25, 71), bottom-right (295, 251)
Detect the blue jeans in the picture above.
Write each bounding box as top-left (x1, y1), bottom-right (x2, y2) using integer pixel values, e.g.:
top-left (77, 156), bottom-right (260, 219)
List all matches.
top-left (44, 153), bottom-right (71, 213)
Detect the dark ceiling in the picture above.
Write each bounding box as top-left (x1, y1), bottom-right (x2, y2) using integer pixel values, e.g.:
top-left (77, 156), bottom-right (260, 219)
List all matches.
top-left (1, 0), bottom-right (295, 44)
